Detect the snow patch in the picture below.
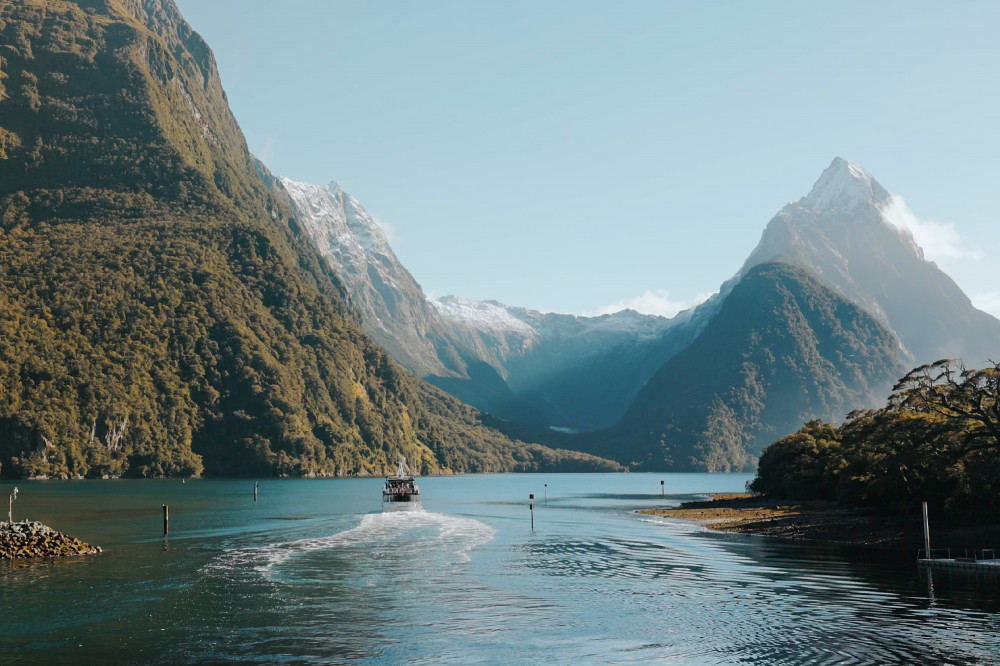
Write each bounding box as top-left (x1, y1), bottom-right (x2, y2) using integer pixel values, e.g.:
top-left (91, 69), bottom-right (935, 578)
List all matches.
top-left (279, 176), bottom-right (399, 276)
top-left (431, 295), bottom-right (536, 335)
top-left (801, 157), bottom-right (883, 212)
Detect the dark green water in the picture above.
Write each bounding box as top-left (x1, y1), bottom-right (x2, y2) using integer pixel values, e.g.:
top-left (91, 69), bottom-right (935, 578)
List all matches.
top-left (2, 474), bottom-right (998, 664)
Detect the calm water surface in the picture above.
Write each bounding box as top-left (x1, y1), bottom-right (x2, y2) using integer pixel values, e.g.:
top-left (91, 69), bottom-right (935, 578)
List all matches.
top-left (2, 474), bottom-right (998, 664)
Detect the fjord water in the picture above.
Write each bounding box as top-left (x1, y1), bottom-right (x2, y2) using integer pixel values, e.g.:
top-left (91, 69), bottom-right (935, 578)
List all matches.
top-left (3, 475), bottom-right (998, 664)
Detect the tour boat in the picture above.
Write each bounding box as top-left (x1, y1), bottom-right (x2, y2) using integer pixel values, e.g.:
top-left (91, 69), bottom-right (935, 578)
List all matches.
top-left (382, 455), bottom-right (420, 505)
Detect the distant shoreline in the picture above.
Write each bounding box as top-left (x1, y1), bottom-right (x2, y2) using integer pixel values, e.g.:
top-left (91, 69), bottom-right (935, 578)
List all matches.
top-left (640, 494), bottom-right (1000, 552)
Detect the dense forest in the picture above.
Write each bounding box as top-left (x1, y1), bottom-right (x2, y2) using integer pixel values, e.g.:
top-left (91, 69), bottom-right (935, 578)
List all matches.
top-left (751, 359), bottom-right (1000, 523)
top-left (0, 0), bottom-right (618, 478)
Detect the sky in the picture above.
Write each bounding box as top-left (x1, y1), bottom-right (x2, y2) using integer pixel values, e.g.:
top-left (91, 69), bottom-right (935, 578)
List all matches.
top-left (174, 0), bottom-right (1000, 318)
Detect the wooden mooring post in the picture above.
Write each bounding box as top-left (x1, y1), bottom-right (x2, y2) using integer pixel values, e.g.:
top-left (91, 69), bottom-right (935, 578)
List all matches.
top-left (661, 480), bottom-right (664, 497)
top-left (163, 504), bottom-right (169, 535)
top-left (529, 493), bottom-right (534, 530)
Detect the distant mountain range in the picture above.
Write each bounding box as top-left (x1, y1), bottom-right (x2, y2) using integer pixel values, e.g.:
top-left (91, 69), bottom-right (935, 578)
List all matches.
top-left (283, 158), bottom-right (1000, 470)
top-left (280, 177), bottom-right (683, 432)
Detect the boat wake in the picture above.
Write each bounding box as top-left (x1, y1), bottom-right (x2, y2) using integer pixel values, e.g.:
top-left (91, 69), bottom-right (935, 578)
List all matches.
top-left (207, 510), bottom-right (496, 580)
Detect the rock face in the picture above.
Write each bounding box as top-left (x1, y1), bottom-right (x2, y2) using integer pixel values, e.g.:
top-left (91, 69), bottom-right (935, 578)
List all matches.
top-left (0, 520), bottom-right (101, 558)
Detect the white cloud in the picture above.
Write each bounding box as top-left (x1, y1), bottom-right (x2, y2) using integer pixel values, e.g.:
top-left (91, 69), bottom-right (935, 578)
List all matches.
top-left (256, 135), bottom-right (277, 166)
top-left (881, 195), bottom-right (982, 263)
top-left (590, 290), bottom-right (712, 318)
top-left (972, 292), bottom-right (1000, 320)
top-left (373, 216), bottom-right (402, 246)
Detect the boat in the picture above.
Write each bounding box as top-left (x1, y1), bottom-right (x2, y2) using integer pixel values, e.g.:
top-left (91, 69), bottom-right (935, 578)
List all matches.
top-left (382, 455), bottom-right (420, 505)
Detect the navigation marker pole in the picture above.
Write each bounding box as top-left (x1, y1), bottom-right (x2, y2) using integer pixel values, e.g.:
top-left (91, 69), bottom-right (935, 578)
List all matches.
top-left (544, 484), bottom-right (547, 506)
top-left (163, 504), bottom-right (169, 535)
top-left (529, 494), bottom-right (535, 531)
top-left (922, 501), bottom-right (931, 559)
top-left (661, 480), bottom-right (664, 498)
top-left (254, 481), bottom-right (259, 502)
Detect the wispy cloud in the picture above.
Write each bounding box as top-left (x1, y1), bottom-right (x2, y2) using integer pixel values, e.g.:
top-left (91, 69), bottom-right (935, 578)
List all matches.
top-left (590, 290), bottom-right (712, 318)
top-left (972, 292), bottom-right (1000, 320)
top-left (257, 135), bottom-right (278, 166)
top-left (373, 216), bottom-right (402, 246)
top-left (881, 195), bottom-right (982, 263)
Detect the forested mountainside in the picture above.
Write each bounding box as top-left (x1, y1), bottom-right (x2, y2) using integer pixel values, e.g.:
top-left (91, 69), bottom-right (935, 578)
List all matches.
top-left (582, 263), bottom-right (906, 472)
top-left (0, 0), bottom-right (618, 478)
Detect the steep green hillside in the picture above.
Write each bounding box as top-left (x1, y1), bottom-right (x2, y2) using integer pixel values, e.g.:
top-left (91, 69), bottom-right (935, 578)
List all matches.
top-left (0, 0), bottom-right (617, 478)
top-left (585, 262), bottom-right (906, 472)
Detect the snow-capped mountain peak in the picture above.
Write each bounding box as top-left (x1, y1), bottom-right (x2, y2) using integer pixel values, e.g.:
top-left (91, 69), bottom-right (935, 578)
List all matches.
top-left (800, 156), bottom-right (890, 212)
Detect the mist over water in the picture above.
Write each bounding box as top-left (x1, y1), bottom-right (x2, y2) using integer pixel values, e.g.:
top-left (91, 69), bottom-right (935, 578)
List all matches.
top-left (2, 474), bottom-right (998, 664)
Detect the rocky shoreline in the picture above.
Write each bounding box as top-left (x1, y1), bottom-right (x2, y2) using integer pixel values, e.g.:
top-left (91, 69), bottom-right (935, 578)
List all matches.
top-left (640, 494), bottom-right (1000, 551)
top-left (0, 520), bottom-right (102, 559)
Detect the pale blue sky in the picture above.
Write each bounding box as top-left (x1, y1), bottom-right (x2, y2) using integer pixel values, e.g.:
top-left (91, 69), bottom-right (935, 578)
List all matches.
top-left (175, 0), bottom-right (1000, 317)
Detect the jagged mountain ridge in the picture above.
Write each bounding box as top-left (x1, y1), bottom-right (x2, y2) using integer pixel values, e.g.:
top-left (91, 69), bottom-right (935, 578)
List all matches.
top-left (0, 0), bottom-right (620, 478)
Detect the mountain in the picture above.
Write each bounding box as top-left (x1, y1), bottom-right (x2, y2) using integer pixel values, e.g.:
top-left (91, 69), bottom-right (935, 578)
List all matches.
top-left (585, 262), bottom-right (907, 471)
top-left (572, 157), bottom-right (1000, 471)
top-left (429, 297), bottom-right (681, 431)
top-left (735, 157), bottom-right (1000, 366)
top-left (281, 153), bottom-right (998, 472)
top-left (0, 0), bottom-right (619, 478)
top-left (278, 178), bottom-right (469, 378)
top-left (281, 178), bottom-right (679, 431)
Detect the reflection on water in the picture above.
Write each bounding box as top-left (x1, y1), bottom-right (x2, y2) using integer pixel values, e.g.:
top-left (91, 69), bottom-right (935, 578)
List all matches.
top-left (2, 474), bottom-right (998, 664)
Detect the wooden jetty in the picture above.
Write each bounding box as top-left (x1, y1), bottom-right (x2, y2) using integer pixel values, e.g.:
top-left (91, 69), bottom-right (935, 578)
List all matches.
top-left (917, 548), bottom-right (1000, 574)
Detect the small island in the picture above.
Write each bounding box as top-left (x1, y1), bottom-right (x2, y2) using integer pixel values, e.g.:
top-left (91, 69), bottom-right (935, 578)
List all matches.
top-left (0, 520), bottom-right (102, 559)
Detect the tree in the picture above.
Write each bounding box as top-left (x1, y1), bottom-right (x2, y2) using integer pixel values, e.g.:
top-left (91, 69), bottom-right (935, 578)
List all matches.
top-left (750, 420), bottom-right (842, 499)
top-left (889, 359), bottom-right (1000, 461)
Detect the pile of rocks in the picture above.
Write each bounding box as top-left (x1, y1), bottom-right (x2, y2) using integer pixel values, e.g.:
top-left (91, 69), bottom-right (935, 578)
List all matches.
top-left (0, 520), bottom-right (102, 559)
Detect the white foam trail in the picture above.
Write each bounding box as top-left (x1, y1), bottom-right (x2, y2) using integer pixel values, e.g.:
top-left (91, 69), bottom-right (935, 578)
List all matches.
top-left (208, 510), bottom-right (496, 578)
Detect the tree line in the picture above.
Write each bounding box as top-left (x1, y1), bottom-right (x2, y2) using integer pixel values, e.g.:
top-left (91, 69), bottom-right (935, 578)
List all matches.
top-left (751, 359), bottom-right (1000, 523)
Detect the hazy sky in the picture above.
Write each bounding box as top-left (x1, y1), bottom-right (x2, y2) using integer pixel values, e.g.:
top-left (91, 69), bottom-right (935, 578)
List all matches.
top-left (174, 0), bottom-right (1000, 318)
